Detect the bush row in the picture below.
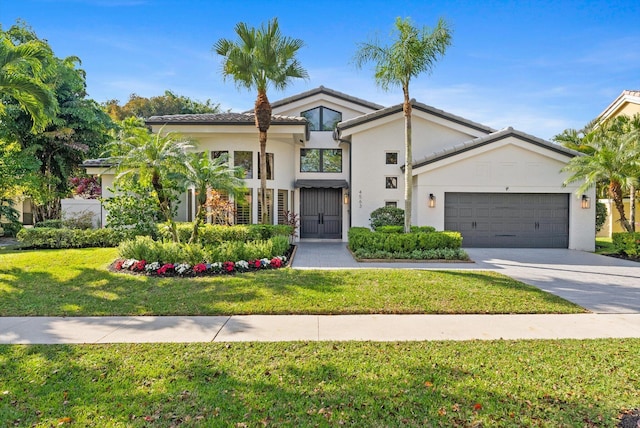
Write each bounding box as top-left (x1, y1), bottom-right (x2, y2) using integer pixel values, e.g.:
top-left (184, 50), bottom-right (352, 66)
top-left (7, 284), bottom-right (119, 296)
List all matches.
top-left (157, 223), bottom-right (293, 244)
top-left (612, 232), bottom-right (640, 258)
top-left (352, 247), bottom-right (469, 261)
top-left (17, 227), bottom-right (136, 249)
top-left (348, 227), bottom-right (462, 254)
top-left (118, 235), bottom-right (291, 265)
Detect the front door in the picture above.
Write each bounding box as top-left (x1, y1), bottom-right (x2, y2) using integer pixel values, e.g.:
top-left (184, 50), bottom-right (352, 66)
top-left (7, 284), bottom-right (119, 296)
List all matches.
top-left (300, 188), bottom-right (342, 239)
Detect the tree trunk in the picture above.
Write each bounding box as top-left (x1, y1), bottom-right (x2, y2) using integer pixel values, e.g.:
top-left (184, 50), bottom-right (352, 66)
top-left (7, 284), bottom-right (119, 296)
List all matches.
top-left (152, 170), bottom-right (179, 242)
top-left (609, 180), bottom-right (632, 232)
top-left (189, 192), bottom-right (208, 244)
top-left (630, 183), bottom-right (636, 233)
top-left (255, 90), bottom-right (272, 225)
top-left (403, 87), bottom-right (412, 233)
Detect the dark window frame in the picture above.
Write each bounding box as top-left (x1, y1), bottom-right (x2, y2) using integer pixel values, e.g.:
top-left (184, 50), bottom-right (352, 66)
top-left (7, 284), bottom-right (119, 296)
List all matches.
top-left (385, 152), bottom-right (398, 165)
top-left (300, 148), bottom-right (343, 173)
top-left (301, 106), bottom-right (343, 131)
top-left (385, 176), bottom-right (398, 189)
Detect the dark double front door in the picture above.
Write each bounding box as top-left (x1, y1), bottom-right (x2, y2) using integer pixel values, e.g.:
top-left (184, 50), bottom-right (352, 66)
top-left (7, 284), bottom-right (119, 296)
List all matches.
top-left (300, 188), bottom-right (342, 239)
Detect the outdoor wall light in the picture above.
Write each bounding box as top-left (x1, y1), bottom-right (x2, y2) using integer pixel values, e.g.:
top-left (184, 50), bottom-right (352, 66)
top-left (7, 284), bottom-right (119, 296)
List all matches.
top-left (344, 192), bottom-right (350, 205)
top-left (581, 195), bottom-right (590, 209)
top-left (428, 193), bottom-right (436, 208)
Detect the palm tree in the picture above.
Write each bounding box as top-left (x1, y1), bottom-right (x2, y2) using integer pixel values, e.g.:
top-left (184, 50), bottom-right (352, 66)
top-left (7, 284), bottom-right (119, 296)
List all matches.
top-left (107, 118), bottom-right (193, 242)
top-left (215, 18), bottom-right (308, 224)
top-left (0, 34), bottom-right (56, 131)
top-left (353, 17), bottom-right (452, 233)
top-left (184, 152), bottom-right (246, 244)
top-left (561, 115), bottom-right (639, 232)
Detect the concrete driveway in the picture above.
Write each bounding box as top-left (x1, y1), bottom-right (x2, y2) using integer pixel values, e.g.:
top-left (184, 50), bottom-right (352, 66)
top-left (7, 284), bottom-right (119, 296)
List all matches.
top-left (466, 248), bottom-right (640, 314)
top-left (292, 243), bottom-right (640, 314)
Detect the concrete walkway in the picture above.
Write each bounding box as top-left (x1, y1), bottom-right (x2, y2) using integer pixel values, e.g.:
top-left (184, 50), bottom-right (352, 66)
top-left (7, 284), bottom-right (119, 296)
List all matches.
top-left (2, 314), bottom-right (640, 344)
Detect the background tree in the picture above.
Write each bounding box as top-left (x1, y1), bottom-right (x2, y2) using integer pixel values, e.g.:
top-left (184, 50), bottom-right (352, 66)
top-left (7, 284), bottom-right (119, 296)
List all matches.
top-left (0, 21), bottom-right (56, 132)
top-left (106, 118), bottom-right (192, 242)
top-left (0, 22), bottom-right (114, 222)
top-left (353, 17), bottom-right (452, 233)
top-left (559, 115), bottom-right (640, 232)
top-left (184, 152), bottom-right (246, 243)
top-left (102, 90), bottom-right (222, 121)
top-left (215, 17), bottom-right (308, 224)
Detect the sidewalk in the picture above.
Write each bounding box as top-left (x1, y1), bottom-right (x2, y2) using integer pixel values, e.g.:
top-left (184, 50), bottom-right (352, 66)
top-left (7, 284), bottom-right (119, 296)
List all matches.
top-left (2, 314), bottom-right (640, 344)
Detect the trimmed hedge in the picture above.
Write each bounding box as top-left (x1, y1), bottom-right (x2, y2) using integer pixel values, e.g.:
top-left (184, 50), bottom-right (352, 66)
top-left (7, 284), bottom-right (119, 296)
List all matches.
top-left (158, 223), bottom-right (293, 244)
top-left (17, 227), bottom-right (136, 249)
top-left (612, 232), bottom-right (640, 258)
top-left (348, 227), bottom-right (463, 255)
top-left (118, 235), bottom-right (290, 265)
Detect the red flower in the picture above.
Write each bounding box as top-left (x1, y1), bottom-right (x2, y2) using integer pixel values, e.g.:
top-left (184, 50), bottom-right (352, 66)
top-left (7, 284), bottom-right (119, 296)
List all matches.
top-left (132, 260), bottom-right (146, 272)
top-left (193, 263), bottom-right (207, 273)
top-left (157, 263), bottom-right (174, 275)
top-left (223, 261), bottom-right (235, 272)
top-left (253, 260), bottom-right (262, 268)
top-left (270, 257), bottom-right (282, 268)
top-left (114, 259), bottom-right (124, 270)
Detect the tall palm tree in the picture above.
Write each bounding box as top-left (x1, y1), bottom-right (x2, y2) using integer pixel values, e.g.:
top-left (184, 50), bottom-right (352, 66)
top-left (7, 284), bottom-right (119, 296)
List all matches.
top-left (561, 115), bottom-right (639, 232)
top-left (0, 35), bottom-right (56, 131)
top-left (184, 152), bottom-right (246, 244)
top-left (215, 18), bottom-right (308, 224)
top-left (107, 118), bottom-right (193, 242)
top-left (353, 17), bottom-right (452, 233)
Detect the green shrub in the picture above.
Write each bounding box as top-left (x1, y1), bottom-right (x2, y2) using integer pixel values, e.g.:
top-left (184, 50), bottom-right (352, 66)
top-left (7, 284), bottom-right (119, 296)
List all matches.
top-left (118, 236), bottom-right (161, 261)
top-left (348, 227), bottom-right (463, 259)
top-left (369, 206), bottom-right (404, 230)
top-left (410, 225), bottom-right (436, 233)
top-left (612, 232), bottom-right (640, 257)
top-left (0, 222), bottom-right (23, 237)
top-left (157, 223), bottom-right (294, 245)
top-left (376, 225), bottom-right (404, 233)
top-left (34, 219), bottom-right (63, 229)
top-left (595, 201), bottom-right (607, 233)
top-left (17, 227), bottom-right (133, 249)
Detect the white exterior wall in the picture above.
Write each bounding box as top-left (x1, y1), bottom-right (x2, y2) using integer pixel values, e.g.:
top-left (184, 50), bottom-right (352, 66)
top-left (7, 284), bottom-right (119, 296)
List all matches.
top-left (412, 139), bottom-right (595, 251)
top-left (348, 113), bottom-right (487, 229)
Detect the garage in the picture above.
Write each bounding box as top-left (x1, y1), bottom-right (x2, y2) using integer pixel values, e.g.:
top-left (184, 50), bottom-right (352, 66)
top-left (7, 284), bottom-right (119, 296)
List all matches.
top-left (444, 192), bottom-right (569, 248)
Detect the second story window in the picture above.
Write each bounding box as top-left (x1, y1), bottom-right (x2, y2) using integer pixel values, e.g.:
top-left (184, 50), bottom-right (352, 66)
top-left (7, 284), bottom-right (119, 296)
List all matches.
top-left (301, 106), bottom-right (342, 131)
top-left (300, 149), bottom-right (342, 172)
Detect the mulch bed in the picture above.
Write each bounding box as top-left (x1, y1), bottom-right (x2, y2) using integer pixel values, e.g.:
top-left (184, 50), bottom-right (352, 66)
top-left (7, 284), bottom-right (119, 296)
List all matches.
top-left (618, 408), bottom-right (640, 428)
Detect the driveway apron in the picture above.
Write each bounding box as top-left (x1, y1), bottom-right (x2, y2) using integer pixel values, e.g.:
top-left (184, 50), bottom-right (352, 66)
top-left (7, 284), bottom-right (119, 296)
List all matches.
top-left (292, 243), bottom-right (640, 314)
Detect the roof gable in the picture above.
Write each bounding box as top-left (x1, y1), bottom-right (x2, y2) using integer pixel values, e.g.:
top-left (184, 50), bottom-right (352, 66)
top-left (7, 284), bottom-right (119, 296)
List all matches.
top-left (598, 89), bottom-right (640, 122)
top-left (337, 99), bottom-right (495, 137)
top-left (412, 127), bottom-right (580, 170)
top-left (270, 86), bottom-right (384, 112)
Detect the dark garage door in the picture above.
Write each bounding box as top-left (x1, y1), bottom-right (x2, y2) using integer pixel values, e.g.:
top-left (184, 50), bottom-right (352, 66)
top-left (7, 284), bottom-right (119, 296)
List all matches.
top-left (444, 193), bottom-right (569, 248)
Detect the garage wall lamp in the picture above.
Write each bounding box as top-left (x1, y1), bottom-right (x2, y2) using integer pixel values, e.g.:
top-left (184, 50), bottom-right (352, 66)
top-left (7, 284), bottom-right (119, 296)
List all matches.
top-left (428, 193), bottom-right (436, 208)
top-left (581, 195), bottom-right (590, 209)
top-left (344, 191), bottom-right (350, 205)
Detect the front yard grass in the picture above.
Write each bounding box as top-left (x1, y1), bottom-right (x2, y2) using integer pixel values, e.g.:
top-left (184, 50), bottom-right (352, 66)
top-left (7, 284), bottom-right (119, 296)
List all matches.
top-left (1, 340), bottom-right (638, 426)
top-left (0, 248), bottom-right (584, 316)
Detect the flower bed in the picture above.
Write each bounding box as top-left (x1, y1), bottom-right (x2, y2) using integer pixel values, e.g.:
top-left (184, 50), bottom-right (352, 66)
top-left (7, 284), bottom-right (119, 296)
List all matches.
top-left (112, 255), bottom-right (288, 277)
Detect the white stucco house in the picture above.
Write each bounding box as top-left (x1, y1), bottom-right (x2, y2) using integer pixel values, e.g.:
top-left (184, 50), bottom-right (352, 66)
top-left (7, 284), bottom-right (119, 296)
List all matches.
top-left (84, 86), bottom-right (595, 250)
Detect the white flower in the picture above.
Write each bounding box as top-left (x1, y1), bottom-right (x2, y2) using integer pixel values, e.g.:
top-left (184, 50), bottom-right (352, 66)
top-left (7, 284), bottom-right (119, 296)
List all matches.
top-left (260, 258), bottom-right (270, 267)
top-left (122, 259), bottom-right (136, 269)
top-left (175, 263), bottom-right (191, 274)
top-left (145, 261), bottom-right (161, 272)
top-left (235, 260), bottom-right (249, 270)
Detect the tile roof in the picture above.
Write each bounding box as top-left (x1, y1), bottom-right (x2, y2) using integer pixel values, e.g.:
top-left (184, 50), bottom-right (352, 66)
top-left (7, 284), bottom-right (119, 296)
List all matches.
top-left (146, 112), bottom-right (308, 125)
top-left (269, 86), bottom-right (385, 111)
top-left (81, 158), bottom-right (113, 168)
top-left (597, 89), bottom-right (640, 121)
top-left (337, 100), bottom-right (496, 135)
top-left (412, 127), bottom-right (581, 170)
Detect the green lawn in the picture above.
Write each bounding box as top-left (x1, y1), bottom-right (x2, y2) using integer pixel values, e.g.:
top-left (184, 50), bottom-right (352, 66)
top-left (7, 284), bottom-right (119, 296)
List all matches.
top-left (595, 237), bottom-right (616, 255)
top-left (0, 248), bottom-right (584, 316)
top-left (1, 340), bottom-right (638, 427)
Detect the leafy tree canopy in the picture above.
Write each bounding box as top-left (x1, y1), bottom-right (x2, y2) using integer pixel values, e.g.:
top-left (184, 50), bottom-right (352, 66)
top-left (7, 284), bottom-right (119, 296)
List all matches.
top-left (0, 21), bottom-right (115, 221)
top-left (103, 90), bottom-right (222, 121)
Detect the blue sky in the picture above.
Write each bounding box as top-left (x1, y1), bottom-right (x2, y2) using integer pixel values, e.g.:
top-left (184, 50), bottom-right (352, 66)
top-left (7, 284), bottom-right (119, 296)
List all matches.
top-left (3, 0), bottom-right (639, 139)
